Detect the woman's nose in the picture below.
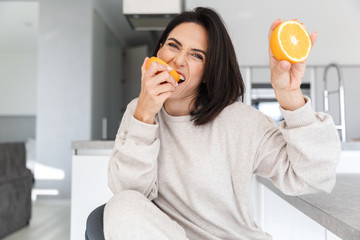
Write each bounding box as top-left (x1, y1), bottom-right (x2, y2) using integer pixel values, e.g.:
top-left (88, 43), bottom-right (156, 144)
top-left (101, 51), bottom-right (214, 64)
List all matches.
top-left (173, 51), bottom-right (186, 67)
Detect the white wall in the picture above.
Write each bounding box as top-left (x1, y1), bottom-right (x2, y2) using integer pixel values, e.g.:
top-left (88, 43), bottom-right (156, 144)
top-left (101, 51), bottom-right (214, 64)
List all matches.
top-left (0, 1), bottom-right (38, 143)
top-left (0, 53), bottom-right (37, 115)
top-left (36, 0), bottom-right (125, 199)
top-left (186, 0), bottom-right (360, 66)
top-left (186, 0), bottom-right (360, 141)
top-left (36, 0), bottom-right (93, 199)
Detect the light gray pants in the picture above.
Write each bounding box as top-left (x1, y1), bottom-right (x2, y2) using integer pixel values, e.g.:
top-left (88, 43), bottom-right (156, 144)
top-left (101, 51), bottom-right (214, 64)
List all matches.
top-left (104, 190), bottom-right (190, 240)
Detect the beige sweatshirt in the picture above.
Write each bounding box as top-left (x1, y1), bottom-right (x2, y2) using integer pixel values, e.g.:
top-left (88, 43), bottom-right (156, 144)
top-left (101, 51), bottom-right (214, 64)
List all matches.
top-left (108, 97), bottom-right (341, 240)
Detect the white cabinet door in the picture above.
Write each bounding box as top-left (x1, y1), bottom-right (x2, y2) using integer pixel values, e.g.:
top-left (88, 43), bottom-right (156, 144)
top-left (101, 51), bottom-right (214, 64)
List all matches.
top-left (71, 155), bottom-right (113, 240)
top-left (262, 187), bottom-right (326, 240)
top-left (255, 150), bottom-right (359, 240)
top-left (260, 185), bottom-right (342, 240)
top-left (336, 150), bottom-right (360, 173)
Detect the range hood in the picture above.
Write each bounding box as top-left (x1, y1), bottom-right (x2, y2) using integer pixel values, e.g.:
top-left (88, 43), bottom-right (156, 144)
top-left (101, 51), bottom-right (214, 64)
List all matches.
top-left (123, 0), bottom-right (183, 31)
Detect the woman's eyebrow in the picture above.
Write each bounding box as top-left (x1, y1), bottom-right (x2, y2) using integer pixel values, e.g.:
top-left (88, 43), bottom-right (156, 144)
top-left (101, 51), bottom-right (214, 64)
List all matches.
top-left (167, 37), bottom-right (207, 56)
top-left (168, 37), bottom-right (182, 46)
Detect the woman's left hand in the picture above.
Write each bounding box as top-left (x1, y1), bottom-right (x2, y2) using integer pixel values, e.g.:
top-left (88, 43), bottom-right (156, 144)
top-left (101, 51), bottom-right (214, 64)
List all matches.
top-left (268, 19), bottom-right (317, 111)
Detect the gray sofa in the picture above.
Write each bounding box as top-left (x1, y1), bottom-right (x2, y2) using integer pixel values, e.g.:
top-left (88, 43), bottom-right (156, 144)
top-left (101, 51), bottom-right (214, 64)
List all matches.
top-left (0, 142), bottom-right (34, 238)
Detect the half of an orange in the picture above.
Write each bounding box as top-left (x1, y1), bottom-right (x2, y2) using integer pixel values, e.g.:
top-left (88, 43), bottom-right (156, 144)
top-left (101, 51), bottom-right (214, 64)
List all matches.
top-left (146, 57), bottom-right (181, 82)
top-left (270, 20), bottom-right (312, 63)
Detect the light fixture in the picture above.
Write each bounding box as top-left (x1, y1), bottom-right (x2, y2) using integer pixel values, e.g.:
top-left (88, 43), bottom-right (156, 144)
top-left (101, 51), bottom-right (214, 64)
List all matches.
top-left (123, 0), bottom-right (183, 31)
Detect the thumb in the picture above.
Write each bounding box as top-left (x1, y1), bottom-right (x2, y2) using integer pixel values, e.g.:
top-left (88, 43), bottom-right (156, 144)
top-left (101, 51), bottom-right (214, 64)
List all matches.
top-left (140, 57), bottom-right (150, 77)
top-left (279, 60), bottom-right (291, 71)
top-left (273, 60), bottom-right (291, 76)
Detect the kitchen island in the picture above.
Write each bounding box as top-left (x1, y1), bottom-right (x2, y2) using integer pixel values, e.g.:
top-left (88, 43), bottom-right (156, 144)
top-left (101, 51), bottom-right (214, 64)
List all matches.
top-left (70, 140), bottom-right (114, 240)
top-left (70, 140), bottom-right (360, 240)
top-left (257, 174), bottom-right (360, 240)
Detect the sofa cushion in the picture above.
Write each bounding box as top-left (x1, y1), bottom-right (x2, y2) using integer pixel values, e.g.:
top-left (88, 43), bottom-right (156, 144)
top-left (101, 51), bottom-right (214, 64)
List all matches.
top-left (0, 142), bottom-right (28, 183)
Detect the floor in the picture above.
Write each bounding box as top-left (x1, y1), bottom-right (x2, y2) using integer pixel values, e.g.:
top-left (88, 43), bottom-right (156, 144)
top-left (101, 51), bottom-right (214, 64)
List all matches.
top-left (3, 200), bottom-right (71, 240)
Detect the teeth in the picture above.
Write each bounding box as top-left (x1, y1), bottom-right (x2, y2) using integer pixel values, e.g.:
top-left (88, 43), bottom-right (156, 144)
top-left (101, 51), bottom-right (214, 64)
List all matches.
top-left (179, 75), bottom-right (185, 83)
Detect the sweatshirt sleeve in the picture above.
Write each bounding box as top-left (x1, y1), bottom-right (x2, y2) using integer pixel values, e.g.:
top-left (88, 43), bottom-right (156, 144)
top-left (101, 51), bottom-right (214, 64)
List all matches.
top-left (253, 97), bottom-right (341, 196)
top-left (108, 98), bottom-right (160, 200)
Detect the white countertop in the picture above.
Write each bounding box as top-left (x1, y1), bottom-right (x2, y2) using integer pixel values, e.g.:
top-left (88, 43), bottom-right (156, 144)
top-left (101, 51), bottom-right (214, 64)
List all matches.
top-left (341, 141), bottom-right (360, 151)
top-left (71, 140), bottom-right (360, 151)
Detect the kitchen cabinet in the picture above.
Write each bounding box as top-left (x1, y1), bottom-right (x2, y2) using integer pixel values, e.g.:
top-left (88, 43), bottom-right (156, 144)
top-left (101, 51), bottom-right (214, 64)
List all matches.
top-left (70, 141), bottom-right (114, 240)
top-left (256, 148), bottom-right (360, 240)
top-left (258, 174), bottom-right (360, 240)
top-left (262, 184), bottom-right (345, 240)
top-left (262, 186), bottom-right (340, 240)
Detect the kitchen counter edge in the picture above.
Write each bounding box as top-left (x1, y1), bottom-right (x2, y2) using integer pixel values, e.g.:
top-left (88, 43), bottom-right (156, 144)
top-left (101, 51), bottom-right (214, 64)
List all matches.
top-left (71, 140), bottom-right (115, 150)
top-left (257, 174), bottom-right (360, 240)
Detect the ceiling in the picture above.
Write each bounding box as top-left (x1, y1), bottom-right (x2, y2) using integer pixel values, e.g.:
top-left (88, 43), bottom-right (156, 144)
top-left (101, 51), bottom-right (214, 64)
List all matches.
top-left (95, 0), bottom-right (160, 48)
top-left (0, 0), bottom-right (159, 54)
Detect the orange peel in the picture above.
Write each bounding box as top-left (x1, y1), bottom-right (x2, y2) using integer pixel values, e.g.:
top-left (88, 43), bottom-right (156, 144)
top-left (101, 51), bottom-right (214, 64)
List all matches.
top-left (146, 57), bottom-right (181, 82)
top-left (270, 20), bottom-right (312, 63)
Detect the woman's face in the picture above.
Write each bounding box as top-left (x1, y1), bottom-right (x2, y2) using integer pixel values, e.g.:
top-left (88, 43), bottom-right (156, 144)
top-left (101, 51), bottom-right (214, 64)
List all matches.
top-left (157, 22), bottom-right (208, 100)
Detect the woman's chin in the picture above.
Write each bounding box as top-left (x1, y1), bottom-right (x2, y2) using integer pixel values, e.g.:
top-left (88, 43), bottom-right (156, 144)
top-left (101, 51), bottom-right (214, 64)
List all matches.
top-left (169, 86), bottom-right (184, 99)
top-left (167, 92), bottom-right (180, 100)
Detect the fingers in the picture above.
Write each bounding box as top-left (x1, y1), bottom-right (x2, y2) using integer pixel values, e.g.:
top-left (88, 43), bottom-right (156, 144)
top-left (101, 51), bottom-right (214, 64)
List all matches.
top-left (310, 31), bottom-right (317, 47)
top-left (151, 71), bottom-right (178, 88)
top-left (144, 60), bottom-right (178, 88)
top-left (279, 60), bottom-right (291, 71)
top-left (155, 82), bottom-right (176, 96)
top-left (270, 60), bottom-right (292, 91)
top-left (140, 57), bottom-right (150, 77)
top-left (157, 91), bottom-right (173, 104)
top-left (298, 20), bottom-right (317, 48)
top-left (268, 18), bottom-right (282, 43)
top-left (143, 80), bottom-right (176, 97)
top-left (140, 57), bottom-right (178, 99)
top-left (272, 60), bottom-right (291, 76)
top-left (268, 18), bottom-right (282, 60)
top-left (137, 57), bottom-right (178, 121)
top-left (146, 59), bottom-right (170, 76)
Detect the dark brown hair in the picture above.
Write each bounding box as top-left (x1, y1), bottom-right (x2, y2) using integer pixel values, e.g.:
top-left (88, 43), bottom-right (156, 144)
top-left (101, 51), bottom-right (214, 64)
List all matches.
top-left (153, 7), bottom-right (245, 125)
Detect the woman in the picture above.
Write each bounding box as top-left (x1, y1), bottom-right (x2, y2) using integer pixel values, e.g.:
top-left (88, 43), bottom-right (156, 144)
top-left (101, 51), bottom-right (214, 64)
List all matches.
top-left (104, 7), bottom-right (340, 240)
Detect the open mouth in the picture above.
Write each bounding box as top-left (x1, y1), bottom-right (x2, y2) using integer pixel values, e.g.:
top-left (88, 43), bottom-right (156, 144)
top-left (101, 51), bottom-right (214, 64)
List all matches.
top-left (178, 75), bottom-right (185, 83)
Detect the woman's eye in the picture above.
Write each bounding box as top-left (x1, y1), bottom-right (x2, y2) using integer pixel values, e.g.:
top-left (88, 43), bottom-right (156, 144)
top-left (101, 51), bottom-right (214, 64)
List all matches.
top-left (192, 53), bottom-right (204, 61)
top-left (168, 43), bottom-right (179, 49)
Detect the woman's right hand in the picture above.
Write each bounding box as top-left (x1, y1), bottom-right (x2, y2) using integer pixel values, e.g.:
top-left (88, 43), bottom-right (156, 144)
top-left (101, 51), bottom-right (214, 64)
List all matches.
top-left (134, 57), bottom-right (178, 124)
